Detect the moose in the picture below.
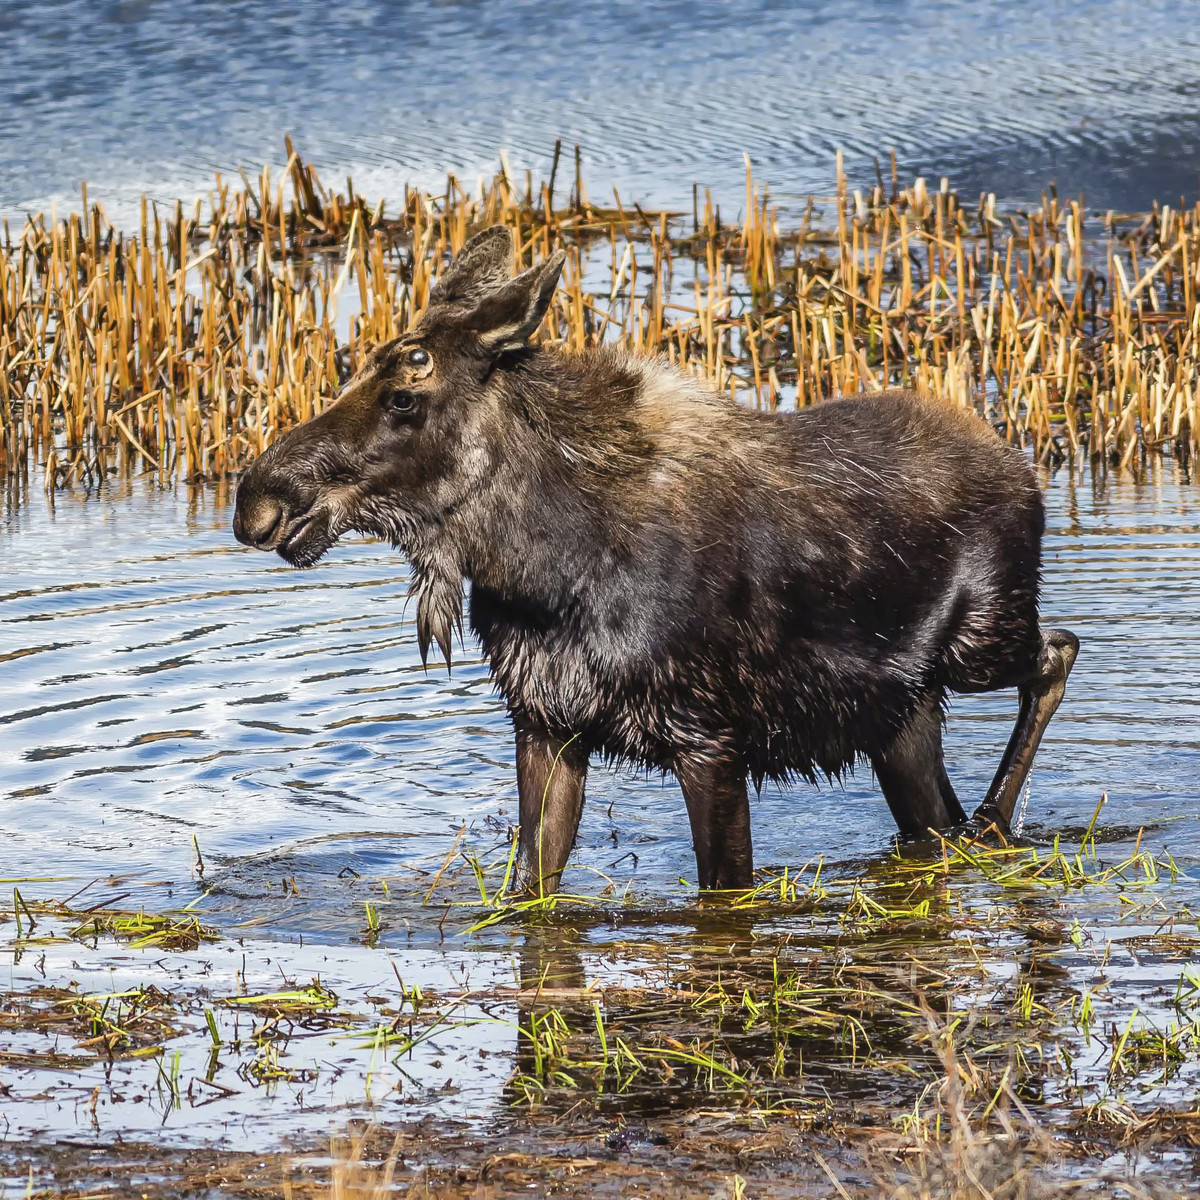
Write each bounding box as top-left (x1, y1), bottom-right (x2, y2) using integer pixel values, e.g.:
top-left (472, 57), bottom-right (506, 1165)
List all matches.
top-left (233, 225), bottom-right (1079, 895)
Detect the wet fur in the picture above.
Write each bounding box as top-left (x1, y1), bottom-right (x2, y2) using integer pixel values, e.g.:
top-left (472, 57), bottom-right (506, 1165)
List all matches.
top-left (453, 355), bottom-right (1043, 786)
top-left (234, 226), bottom-right (1054, 884)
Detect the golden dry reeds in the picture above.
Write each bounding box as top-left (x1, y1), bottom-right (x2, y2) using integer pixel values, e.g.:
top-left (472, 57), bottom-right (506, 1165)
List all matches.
top-left (2, 140), bottom-right (1199, 498)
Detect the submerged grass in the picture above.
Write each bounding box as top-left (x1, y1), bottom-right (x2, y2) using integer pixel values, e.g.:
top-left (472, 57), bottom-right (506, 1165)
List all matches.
top-left (4, 818), bottom-right (1199, 1196)
top-left (4, 887), bottom-right (220, 952)
top-left (3, 141), bottom-right (1200, 499)
top-left (1, 984), bottom-right (185, 1065)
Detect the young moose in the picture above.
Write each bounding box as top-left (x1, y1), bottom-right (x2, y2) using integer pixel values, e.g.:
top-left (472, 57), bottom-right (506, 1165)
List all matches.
top-left (233, 226), bottom-right (1079, 894)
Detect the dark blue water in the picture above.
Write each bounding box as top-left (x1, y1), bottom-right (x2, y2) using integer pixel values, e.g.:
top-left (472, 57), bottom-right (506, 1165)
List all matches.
top-left (2, 0), bottom-right (1199, 225)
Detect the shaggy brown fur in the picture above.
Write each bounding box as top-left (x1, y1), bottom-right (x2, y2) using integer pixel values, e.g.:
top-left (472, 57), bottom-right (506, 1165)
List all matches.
top-left (233, 226), bottom-right (1079, 893)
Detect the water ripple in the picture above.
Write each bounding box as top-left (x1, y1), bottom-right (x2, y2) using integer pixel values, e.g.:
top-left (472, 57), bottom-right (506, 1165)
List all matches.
top-left (2, 0), bottom-right (1198, 223)
top-left (2, 465), bottom-right (1200, 932)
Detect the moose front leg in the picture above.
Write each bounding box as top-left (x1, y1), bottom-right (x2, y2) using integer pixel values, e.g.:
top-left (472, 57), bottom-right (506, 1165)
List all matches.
top-left (514, 725), bottom-right (588, 897)
top-left (676, 753), bottom-right (754, 890)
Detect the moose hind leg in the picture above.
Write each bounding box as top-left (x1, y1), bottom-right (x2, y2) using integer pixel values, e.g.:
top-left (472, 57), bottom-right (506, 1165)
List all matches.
top-left (515, 725), bottom-right (589, 898)
top-left (676, 753), bottom-right (754, 890)
top-left (973, 628), bottom-right (1079, 833)
top-left (871, 693), bottom-right (966, 838)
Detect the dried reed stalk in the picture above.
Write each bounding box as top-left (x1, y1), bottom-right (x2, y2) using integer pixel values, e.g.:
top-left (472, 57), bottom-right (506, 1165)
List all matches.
top-left (2, 144), bottom-right (1197, 498)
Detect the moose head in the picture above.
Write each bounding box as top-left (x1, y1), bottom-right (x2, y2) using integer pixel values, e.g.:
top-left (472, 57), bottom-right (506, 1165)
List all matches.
top-left (233, 226), bottom-right (565, 571)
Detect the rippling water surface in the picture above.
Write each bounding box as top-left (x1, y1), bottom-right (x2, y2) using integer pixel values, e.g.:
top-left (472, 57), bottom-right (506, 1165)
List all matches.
top-left (5, 5), bottom-right (1200, 1176)
top-left (3, 0), bottom-right (1199, 223)
top-left (2, 465), bottom-right (1200, 1159)
top-left (3, 464), bottom-right (1199, 920)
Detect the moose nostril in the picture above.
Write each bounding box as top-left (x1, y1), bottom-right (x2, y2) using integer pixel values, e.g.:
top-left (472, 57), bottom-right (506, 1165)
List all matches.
top-left (234, 496), bottom-right (284, 548)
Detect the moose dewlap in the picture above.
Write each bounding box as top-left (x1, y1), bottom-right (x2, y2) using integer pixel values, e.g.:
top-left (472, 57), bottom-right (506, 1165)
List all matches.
top-left (233, 225), bottom-right (1078, 894)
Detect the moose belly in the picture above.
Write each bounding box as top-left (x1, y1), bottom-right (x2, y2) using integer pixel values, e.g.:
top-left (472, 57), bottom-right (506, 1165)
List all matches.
top-left (470, 586), bottom-right (926, 780)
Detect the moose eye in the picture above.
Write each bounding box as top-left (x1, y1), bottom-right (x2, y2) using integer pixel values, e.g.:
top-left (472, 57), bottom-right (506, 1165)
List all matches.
top-left (380, 389), bottom-right (416, 414)
top-left (406, 348), bottom-right (429, 367)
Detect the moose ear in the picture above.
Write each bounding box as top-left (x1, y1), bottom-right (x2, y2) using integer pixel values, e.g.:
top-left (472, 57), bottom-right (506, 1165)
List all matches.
top-left (428, 225), bottom-right (515, 306)
top-left (464, 250), bottom-right (566, 355)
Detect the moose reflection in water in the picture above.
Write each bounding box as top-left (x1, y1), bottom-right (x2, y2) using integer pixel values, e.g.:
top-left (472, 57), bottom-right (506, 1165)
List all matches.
top-left (502, 869), bottom-right (1061, 1117)
top-left (233, 226), bottom-right (1079, 895)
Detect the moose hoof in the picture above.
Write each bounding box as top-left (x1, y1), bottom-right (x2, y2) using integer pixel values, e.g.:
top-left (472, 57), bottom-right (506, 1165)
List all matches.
top-left (940, 811), bottom-right (1034, 849)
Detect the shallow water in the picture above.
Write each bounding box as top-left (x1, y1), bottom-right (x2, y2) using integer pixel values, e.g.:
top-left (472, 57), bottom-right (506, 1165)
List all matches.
top-left (3, 1), bottom-right (1199, 224)
top-left (2, 462), bottom-right (1200, 1174)
top-left (4, 4), bottom-right (1200, 1184)
top-left (3, 463), bottom-right (1200, 932)
top-left (1, 462), bottom-right (1198, 931)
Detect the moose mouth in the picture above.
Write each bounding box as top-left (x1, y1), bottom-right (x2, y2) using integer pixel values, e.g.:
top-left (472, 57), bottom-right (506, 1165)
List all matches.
top-left (277, 508), bottom-right (336, 567)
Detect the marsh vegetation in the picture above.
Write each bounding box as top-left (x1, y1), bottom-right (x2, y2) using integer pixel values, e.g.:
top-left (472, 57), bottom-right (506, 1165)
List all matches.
top-left (3, 144), bottom-right (1200, 501)
top-left (3, 819), bottom-right (1199, 1196)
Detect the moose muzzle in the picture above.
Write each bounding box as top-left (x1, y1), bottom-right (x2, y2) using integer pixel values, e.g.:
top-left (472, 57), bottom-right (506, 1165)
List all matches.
top-left (232, 492), bottom-right (285, 549)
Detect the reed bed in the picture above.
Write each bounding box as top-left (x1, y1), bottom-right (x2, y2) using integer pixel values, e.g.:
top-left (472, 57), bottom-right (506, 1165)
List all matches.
top-left (3, 142), bottom-right (1199, 497)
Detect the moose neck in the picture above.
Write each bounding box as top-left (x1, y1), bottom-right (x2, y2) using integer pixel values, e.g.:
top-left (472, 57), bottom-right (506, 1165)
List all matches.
top-left (431, 355), bottom-right (624, 617)
top-left (406, 345), bottom-right (743, 666)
